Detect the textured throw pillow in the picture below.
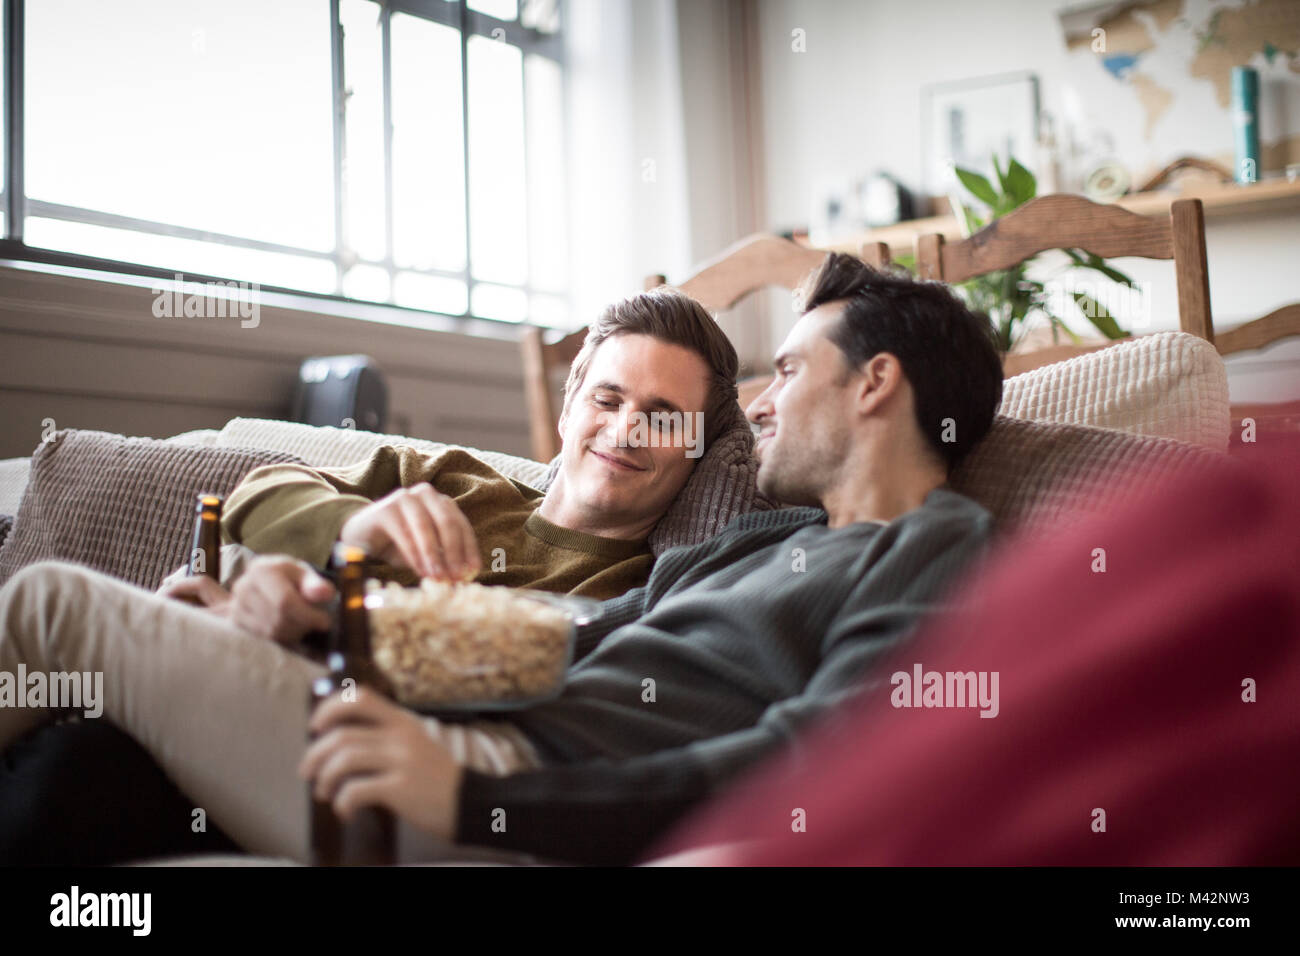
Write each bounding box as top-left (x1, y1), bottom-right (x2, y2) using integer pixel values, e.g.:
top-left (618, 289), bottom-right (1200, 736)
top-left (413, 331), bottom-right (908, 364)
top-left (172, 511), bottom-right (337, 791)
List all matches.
top-left (534, 403), bottom-right (776, 556)
top-left (999, 331), bottom-right (1229, 451)
top-left (0, 430), bottom-right (303, 592)
top-left (0, 514), bottom-right (12, 551)
top-left (950, 414), bottom-right (1228, 535)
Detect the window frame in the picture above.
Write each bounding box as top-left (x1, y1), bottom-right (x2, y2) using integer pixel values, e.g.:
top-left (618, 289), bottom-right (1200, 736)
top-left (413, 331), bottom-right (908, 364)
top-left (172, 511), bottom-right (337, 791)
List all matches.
top-left (0, 0), bottom-right (568, 330)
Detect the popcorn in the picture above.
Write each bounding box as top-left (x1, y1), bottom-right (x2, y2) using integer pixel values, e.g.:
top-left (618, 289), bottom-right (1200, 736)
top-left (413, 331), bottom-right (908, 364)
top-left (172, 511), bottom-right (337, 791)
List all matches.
top-left (366, 579), bottom-right (575, 709)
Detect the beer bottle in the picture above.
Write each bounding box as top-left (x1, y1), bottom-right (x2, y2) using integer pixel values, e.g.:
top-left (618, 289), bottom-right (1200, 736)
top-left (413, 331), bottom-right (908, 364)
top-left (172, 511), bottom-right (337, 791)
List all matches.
top-left (309, 544), bottom-right (396, 866)
top-left (187, 494), bottom-right (223, 581)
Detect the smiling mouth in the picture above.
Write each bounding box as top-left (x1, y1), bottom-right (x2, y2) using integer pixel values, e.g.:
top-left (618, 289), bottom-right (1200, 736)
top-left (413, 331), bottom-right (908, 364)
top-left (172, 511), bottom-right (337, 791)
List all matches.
top-left (590, 448), bottom-right (646, 472)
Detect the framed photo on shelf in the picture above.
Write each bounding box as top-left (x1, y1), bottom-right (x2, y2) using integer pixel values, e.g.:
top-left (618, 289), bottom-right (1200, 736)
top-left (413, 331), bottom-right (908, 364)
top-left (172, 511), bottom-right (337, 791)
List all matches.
top-left (923, 71), bottom-right (1040, 199)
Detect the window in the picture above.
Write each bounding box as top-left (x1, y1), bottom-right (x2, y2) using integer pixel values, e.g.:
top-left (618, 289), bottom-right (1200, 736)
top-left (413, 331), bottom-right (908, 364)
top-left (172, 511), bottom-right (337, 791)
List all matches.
top-left (2, 0), bottom-right (568, 327)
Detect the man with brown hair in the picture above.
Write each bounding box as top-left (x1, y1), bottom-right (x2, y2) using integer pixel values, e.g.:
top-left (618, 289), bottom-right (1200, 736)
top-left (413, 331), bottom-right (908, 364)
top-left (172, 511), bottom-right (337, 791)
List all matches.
top-left (161, 288), bottom-right (741, 651)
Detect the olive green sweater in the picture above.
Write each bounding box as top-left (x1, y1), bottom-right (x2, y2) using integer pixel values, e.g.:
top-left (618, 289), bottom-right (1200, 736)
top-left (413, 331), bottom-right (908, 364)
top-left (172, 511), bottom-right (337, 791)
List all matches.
top-left (221, 446), bottom-right (653, 601)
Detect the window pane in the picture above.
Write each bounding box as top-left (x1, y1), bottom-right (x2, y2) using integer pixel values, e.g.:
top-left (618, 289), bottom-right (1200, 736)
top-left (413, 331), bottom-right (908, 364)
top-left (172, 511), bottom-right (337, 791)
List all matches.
top-left (26, 0), bottom-right (333, 252)
top-left (469, 0), bottom-right (518, 21)
top-left (529, 293), bottom-right (570, 328)
top-left (525, 54), bottom-right (566, 293)
top-left (521, 0), bottom-right (561, 34)
top-left (391, 13), bottom-right (466, 272)
top-left (25, 218), bottom-right (337, 293)
top-left (467, 36), bottom-right (527, 286)
top-left (471, 282), bottom-right (527, 322)
top-left (341, 0), bottom-right (387, 263)
top-left (0, 9), bottom-right (5, 194)
top-left (394, 272), bottom-right (468, 315)
top-left (342, 263), bottom-right (391, 302)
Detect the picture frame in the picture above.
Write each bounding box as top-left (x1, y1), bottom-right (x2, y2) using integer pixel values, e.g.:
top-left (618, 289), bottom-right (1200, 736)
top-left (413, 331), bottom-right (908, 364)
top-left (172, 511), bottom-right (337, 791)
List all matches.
top-left (922, 71), bottom-right (1041, 199)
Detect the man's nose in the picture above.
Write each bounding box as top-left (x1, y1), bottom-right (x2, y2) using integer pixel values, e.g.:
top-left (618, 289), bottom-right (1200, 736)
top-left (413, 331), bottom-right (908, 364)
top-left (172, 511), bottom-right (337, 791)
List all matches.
top-left (745, 387), bottom-right (773, 426)
top-left (598, 404), bottom-right (633, 445)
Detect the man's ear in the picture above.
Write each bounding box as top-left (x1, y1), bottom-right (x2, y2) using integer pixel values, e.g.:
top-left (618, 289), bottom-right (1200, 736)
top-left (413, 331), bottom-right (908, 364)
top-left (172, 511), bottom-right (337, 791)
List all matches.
top-left (855, 353), bottom-right (903, 414)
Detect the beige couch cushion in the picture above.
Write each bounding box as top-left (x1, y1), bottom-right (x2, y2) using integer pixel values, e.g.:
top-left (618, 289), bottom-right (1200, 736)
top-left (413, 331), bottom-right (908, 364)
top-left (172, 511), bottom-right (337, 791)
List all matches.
top-left (950, 415), bottom-right (1228, 534)
top-left (0, 457), bottom-right (30, 515)
top-left (0, 430), bottom-right (302, 591)
top-left (998, 331), bottom-right (1228, 451)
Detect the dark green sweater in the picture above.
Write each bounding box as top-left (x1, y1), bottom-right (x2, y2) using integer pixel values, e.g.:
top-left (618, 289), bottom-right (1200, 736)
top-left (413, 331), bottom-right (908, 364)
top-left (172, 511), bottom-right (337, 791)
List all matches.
top-left (455, 486), bottom-right (993, 864)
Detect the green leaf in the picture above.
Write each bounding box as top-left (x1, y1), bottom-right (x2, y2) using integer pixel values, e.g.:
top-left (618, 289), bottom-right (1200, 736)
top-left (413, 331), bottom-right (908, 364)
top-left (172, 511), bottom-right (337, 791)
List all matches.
top-left (891, 253), bottom-right (917, 275)
top-left (954, 166), bottom-right (999, 207)
top-left (1062, 247), bottom-right (1137, 289)
top-left (1072, 292), bottom-right (1126, 339)
top-left (991, 154), bottom-right (1009, 195)
top-left (1085, 257), bottom-right (1136, 288)
top-left (1004, 157), bottom-right (1037, 204)
top-left (951, 196), bottom-right (984, 237)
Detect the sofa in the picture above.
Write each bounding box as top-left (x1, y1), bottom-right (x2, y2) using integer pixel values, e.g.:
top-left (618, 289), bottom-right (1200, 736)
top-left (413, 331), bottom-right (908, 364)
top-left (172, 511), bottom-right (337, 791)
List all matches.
top-left (0, 330), bottom-right (1234, 863)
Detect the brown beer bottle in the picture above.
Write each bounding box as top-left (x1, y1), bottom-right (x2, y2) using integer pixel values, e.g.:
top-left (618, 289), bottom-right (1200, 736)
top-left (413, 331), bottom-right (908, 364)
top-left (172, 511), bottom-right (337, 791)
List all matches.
top-left (308, 544), bottom-right (396, 866)
top-left (187, 494), bottom-right (223, 581)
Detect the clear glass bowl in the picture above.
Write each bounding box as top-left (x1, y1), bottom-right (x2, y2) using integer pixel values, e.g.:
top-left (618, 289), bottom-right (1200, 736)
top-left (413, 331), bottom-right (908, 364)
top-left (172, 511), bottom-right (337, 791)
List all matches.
top-left (365, 580), bottom-right (601, 712)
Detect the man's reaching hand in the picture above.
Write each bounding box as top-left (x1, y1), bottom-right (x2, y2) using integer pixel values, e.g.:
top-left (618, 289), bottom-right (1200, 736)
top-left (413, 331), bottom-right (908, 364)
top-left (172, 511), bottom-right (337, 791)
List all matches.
top-left (339, 484), bottom-right (482, 582)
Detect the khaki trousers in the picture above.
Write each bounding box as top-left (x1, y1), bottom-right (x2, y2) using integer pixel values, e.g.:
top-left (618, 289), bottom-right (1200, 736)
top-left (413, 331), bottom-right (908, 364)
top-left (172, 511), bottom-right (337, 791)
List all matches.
top-left (0, 561), bottom-right (540, 863)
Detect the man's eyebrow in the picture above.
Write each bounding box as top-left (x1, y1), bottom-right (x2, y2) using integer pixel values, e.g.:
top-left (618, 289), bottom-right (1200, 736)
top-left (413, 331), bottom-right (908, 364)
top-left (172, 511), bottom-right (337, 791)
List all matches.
top-left (772, 350), bottom-right (799, 371)
top-left (589, 380), bottom-right (683, 414)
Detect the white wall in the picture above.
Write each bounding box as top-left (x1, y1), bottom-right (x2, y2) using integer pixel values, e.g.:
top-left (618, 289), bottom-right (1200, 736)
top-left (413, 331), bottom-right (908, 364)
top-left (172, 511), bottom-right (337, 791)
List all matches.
top-left (751, 0), bottom-right (1300, 400)
top-left (564, 0), bottom-right (693, 328)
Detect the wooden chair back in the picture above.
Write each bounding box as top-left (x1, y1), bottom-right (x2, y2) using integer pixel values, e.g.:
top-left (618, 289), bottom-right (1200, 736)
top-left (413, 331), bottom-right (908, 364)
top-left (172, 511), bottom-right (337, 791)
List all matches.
top-left (913, 194), bottom-right (1213, 374)
top-left (1218, 302), bottom-right (1300, 439)
top-left (1215, 302), bottom-right (1300, 356)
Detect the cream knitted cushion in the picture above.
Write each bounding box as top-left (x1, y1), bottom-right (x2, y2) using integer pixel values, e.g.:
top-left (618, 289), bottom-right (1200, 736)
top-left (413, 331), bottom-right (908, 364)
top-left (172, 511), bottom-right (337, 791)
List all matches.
top-left (999, 331), bottom-right (1229, 451)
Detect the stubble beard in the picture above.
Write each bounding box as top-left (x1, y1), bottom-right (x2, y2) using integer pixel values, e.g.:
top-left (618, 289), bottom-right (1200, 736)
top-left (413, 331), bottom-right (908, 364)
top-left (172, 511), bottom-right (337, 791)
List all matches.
top-left (757, 438), bottom-right (828, 507)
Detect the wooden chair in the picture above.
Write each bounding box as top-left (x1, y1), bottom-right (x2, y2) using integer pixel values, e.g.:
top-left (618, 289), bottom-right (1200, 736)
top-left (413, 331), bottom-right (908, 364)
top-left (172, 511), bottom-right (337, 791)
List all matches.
top-left (520, 234), bottom-right (886, 462)
top-left (912, 194), bottom-right (1213, 376)
top-left (1217, 302), bottom-right (1300, 437)
top-left (1215, 301), bottom-right (1300, 356)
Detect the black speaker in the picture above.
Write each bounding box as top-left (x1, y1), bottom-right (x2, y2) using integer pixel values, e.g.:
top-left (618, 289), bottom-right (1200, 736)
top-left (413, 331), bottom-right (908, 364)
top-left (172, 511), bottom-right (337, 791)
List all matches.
top-left (291, 355), bottom-right (388, 433)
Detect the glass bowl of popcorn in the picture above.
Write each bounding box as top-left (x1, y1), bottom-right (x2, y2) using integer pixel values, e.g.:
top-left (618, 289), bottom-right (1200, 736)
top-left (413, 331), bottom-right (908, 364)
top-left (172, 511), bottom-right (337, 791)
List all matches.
top-left (365, 579), bottom-right (601, 712)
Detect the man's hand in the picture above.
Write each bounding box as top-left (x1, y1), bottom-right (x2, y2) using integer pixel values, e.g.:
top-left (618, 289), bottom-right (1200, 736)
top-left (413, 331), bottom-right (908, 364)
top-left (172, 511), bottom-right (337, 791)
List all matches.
top-left (228, 556), bottom-right (335, 644)
top-left (339, 484), bottom-right (482, 582)
top-left (300, 687), bottom-right (463, 841)
top-left (157, 575), bottom-right (233, 615)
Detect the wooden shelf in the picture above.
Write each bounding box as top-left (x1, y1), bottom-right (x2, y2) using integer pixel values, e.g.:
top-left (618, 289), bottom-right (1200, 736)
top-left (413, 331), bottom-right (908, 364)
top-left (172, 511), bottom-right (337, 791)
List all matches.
top-left (817, 177), bottom-right (1300, 258)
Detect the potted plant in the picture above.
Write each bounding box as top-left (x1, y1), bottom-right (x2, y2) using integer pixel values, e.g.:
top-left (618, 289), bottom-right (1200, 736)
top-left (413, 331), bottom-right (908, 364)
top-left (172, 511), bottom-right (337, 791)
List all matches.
top-left (892, 154), bottom-right (1138, 354)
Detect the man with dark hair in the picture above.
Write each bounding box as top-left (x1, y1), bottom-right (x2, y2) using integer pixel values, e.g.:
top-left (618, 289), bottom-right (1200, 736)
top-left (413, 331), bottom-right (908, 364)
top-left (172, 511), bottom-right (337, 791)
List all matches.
top-left (0, 254), bottom-right (1005, 865)
top-left (799, 253), bottom-right (1004, 473)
